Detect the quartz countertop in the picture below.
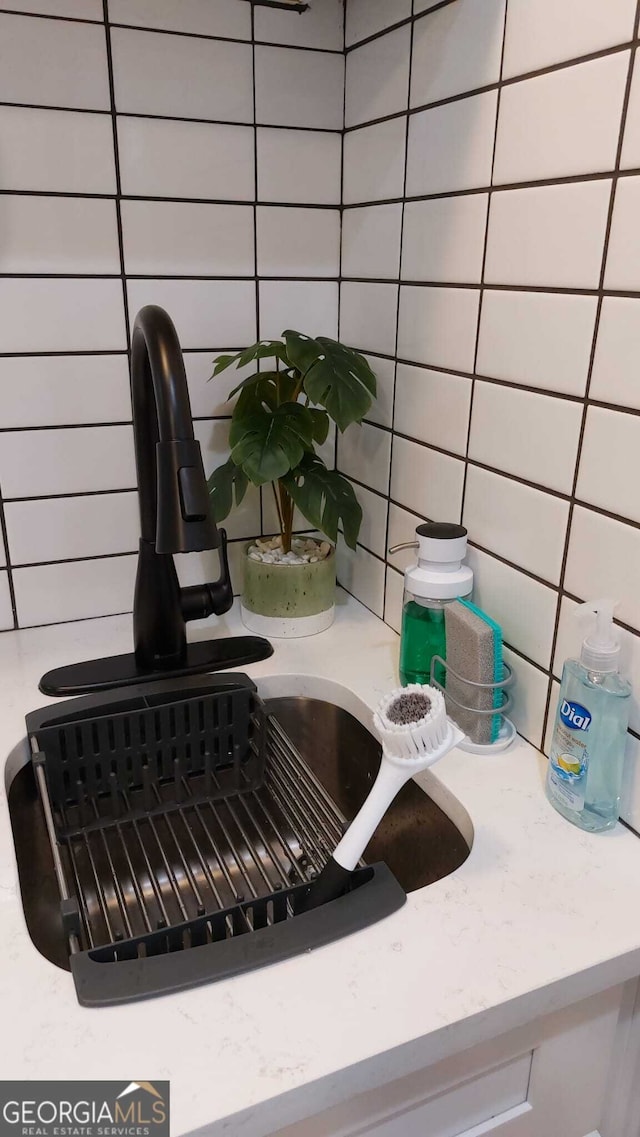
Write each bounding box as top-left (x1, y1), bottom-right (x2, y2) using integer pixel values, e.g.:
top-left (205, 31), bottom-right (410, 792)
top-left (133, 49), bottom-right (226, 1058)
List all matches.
top-left (2, 589), bottom-right (640, 1136)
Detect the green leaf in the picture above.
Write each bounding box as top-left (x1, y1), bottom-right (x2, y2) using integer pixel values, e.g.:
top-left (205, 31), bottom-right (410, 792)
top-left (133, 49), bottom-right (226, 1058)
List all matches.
top-left (228, 370), bottom-right (279, 400)
top-left (230, 403), bottom-right (315, 486)
top-left (283, 454), bottom-right (363, 548)
top-left (207, 458), bottom-right (249, 522)
top-left (211, 340), bottom-right (289, 378)
top-left (309, 408), bottom-right (330, 445)
top-left (283, 331), bottom-right (376, 432)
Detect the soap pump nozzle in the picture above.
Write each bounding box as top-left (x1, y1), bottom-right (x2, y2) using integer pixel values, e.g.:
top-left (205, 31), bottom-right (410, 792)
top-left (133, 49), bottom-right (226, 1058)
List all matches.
top-left (579, 597), bottom-right (620, 673)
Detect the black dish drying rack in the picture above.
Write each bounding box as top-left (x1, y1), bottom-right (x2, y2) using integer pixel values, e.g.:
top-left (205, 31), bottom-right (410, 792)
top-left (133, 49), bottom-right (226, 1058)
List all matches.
top-left (27, 674), bottom-right (405, 1006)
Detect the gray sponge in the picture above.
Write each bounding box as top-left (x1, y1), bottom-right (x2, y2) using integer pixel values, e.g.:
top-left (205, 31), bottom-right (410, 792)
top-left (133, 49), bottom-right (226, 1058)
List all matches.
top-left (444, 599), bottom-right (503, 744)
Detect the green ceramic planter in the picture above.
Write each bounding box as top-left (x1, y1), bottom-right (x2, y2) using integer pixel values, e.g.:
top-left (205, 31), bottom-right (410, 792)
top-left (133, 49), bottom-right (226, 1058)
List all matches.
top-left (241, 544), bottom-right (336, 638)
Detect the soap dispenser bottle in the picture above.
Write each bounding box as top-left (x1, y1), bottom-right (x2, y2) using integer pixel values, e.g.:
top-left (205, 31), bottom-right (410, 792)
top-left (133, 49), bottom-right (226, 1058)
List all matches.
top-left (546, 599), bottom-right (631, 832)
top-left (389, 522), bottom-right (473, 687)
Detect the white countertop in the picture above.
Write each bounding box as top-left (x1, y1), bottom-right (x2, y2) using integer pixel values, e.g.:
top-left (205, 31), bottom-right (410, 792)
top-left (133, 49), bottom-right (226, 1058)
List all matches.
top-left (2, 589), bottom-right (640, 1136)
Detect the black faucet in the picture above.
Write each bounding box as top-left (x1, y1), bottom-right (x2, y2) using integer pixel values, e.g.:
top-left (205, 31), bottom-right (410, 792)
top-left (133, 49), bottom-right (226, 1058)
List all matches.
top-left (40, 306), bottom-right (273, 696)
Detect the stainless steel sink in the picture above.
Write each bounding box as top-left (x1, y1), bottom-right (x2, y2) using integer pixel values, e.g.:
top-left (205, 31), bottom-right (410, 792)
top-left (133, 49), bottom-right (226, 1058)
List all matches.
top-left (8, 695), bottom-right (470, 974)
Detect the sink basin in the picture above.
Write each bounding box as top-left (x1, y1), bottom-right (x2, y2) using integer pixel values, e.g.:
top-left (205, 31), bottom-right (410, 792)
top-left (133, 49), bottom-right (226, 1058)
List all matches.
top-left (265, 697), bottom-right (470, 894)
top-left (8, 694), bottom-right (470, 976)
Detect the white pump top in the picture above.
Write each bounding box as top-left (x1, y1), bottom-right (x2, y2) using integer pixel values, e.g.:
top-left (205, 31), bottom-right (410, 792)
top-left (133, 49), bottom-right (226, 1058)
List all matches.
top-left (579, 598), bottom-right (621, 673)
top-left (405, 523), bottom-right (473, 601)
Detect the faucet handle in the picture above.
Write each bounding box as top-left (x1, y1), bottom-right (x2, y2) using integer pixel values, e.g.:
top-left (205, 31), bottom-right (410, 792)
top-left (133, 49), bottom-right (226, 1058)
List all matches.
top-left (180, 529), bottom-right (234, 623)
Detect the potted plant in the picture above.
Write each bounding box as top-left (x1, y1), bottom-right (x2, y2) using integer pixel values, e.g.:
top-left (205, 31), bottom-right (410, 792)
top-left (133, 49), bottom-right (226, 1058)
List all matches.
top-left (208, 330), bottom-right (377, 637)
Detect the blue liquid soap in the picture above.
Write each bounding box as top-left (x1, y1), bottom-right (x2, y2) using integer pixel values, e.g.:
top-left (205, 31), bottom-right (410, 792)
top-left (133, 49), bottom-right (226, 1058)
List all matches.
top-left (546, 601), bottom-right (631, 833)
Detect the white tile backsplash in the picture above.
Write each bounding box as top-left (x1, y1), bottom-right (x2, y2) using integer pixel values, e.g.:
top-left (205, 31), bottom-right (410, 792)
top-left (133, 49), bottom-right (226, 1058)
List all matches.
top-left (469, 382), bottom-right (582, 494)
top-left (3, 0), bottom-right (101, 15)
top-left (605, 176), bottom-right (640, 291)
top-left (254, 0), bottom-right (343, 51)
top-left (108, 0), bottom-right (251, 39)
top-left (476, 290), bottom-right (598, 396)
top-left (0, 195), bottom-right (120, 275)
top-left (117, 118), bottom-right (255, 201)
top-left (13, 555), bottom-right (138, 627)
top-left (255, 45), bottom-right (344, 129)
top-left (485, 180), bottom-right (611, 289)
top-left (393, 364), bottom-right (472, 455)
top-left (0, 13), bottom-right (110, 109)
top-left (127, 279), bottom-right (257, 348)
top-left (257, 128), bottom-right (342, 204)
top-left (410, 0), bottom-right (506, 108)
top-left (345, 24), bottom-right (411, 128)
top-left (335, 543), bottom-right (385, 618)
top-left (466, 545), bottom-right (558, 669)
top-left (257, 207), bottom-right (340, 277)
top-left (346, 0), bottom-right (411, 47)
top-left (343, 118), bottom-right (407, 204)
top-left (406, 91), bottom-right (498, 197)
top-left (339, 282), bottom-right (399, 356)
top-left (122, 201), bottom-right (255, 276)
top-left (5, 492), bottom-right (139, 565)
top-left (352, 485), bottom-right (388, 557)
top-left (401, 195), bottom-right (489, 284)
top-left (494, 53), bottom-right (629, 184)
top-left (463, 466), bottom-right (569, 584)
top-left (0, 107), bottom-right (116, 193)
top-left (576, 406), bottom-right (640, 523)
top-left (363, 354), bottom-right (395, 429)
top-left (397, 285), bottom-right (481, 372)
top-left (111, 27), bottom-right (253, 121)
top-left (0, 425), bottom-right (136, 499)
top-left (259, 280), bottom-right (339, 340)
top-left (337, 421), bottom-right (391, 496)
top-left (341, 205), bottom-right (403, 280)
top-left (0, 279), bottom-right (126, 353)
top-left (591, 297), bottom-right (640, 410)
top-left (0, 356), bottom-right (130, 428)
top-left (502, 0), bottom-right (636, 78)
top-left (0, 574), bottom-right (14, 632)
top-left (390, 436), bottom-right (465, 522)
top-left (565, 507), bottom-right (640, 631)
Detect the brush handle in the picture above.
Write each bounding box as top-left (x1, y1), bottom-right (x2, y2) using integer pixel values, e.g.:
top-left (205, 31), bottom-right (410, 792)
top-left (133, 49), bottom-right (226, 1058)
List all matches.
top-left (334, 760), bottom-right (410, 872)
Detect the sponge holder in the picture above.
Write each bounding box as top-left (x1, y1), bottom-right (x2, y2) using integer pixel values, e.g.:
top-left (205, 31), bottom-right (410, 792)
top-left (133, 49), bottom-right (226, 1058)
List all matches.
top-left (429, 656), bottom-right (516, 754)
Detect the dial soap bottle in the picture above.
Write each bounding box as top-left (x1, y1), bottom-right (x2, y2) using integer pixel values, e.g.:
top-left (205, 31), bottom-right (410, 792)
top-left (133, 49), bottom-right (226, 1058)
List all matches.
top-left (546, 599), bottom-right (631, 832)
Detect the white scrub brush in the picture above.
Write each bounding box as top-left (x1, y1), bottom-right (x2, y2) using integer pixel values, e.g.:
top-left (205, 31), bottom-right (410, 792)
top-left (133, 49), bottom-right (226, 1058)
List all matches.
top-left (296, 685), bottom-right (464, 912)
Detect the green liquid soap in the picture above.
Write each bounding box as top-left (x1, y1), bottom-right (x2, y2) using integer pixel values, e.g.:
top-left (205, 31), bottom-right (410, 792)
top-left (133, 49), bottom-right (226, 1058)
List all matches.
top-left (399, 600), bottom-right (446, 686)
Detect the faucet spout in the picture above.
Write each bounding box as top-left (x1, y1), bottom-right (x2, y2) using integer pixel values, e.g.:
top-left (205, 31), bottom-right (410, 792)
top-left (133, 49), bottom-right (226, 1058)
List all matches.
top-left (131, 305), bottom-right (231, 669)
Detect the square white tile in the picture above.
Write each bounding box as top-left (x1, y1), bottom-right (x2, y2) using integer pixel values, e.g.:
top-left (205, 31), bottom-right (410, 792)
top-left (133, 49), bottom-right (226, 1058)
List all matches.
top-left (0, 13), bottom-right (110, 109)
top-left (364, 354), bottom-right (395, 429)
top-left (0, 196), bottom-right (120, 274)
top-left (466, 545), bottom-right (558, 669)
top-left (577, 406), bottom-right (640, 524)
top-left (2, 0), bottom-right (101, 15)
top-left (335, 542), bottom-right (385, 617)
top-left (0, 355), bottom-right (130, 428)
top-left (343, 118), bottom-right (406, 204)
top-left (0, 107), bottom-right (115, 193)
top-left (127, 279), bottom-right (256, 349)
top-left (406, 91), bottom-right (498, 196)
top-left (502, 647), bottom-right (549, 749)
top-left (390, 436), bottom-right (465, 521)
top-left (0, 425), bottom-right (135, 498)
top-left (13, 555), bottom-right (138, 627)
top-left (0, 572), bottom-right (14, 631)
top-left (259, 280), bottom-right (338, 339)
top-left (410, 0), bottom-right (505, 108)
top-left (469, 382), bottom-right (582, 494)
top-left (108, 0), bottom-right (251, 39)
top-left (494, 53), bottom-right (629, 184)
top-left (117, 118), bottom-right (254, 201)
top-left (401, 195), bottom-right (489, 284)
top-left (257, 207), bottom-right (340, 277)
top-left (111, 27), bottom-right (253, 121)
top-left (397, 285), bottom-right (480, 372)
top-left (463, 466), bottom-right (569, 583)
top-left (476, 290), bottom-right (598, 396)
top-left (384, 564), bottom-right (404, 635)
top-left (254, 0), bottom-right (343, 51)
top-left (255, 45), bottom-right (344, 129)
top-left (565, 506), bottom-right (640, 631)
top-left (337, 421), bottom-right (391, 496)
top-left (502, 0), bottom-right (636, 78)
top-left (485, 180), bottom-right (611, 289)
top-left (346, 0), bottom-right (411, 47)
top-left (122, 201), bottom-right (254, 276)
top-left (5, 492), bottom-right (139, 565)
top-left (622, 55), bottom-right (640, 168)
top-left (257, 128), bottom-right (342, 204)
top-left (591, 297), bottom-right (640, 409)
top-left (554, 594), bottom-right (640, 735)
top-left (353, 485), bottom-right (388, 557)
top-left (339, 282), bottom-right (398, 356)
top-left (605, 176), bottom-right (640, 291)
top-left (387, 500), bottom-right (424, 571)
top-left (393, 364), bottom-right (472, 455)
top-left (341, 204), bottom-right (403, 279)
top-left (0, 279), bottom-right (126, 353)
top-left (345, 24), bottom-right (411, 128)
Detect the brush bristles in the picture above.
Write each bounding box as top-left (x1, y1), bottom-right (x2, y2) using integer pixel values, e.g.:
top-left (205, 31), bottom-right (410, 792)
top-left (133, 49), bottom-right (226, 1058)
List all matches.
top-left (374, 684), bottom-right (448, 760)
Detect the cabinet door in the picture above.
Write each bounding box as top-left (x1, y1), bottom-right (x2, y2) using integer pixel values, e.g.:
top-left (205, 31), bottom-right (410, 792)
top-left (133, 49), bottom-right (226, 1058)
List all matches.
top-left (272, 986), bottom-right (623, 1137)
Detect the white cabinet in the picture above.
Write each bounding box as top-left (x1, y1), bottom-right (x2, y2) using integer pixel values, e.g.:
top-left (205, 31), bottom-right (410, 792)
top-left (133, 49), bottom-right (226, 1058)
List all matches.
top-left (272, 985), bottom-right (625, 1137)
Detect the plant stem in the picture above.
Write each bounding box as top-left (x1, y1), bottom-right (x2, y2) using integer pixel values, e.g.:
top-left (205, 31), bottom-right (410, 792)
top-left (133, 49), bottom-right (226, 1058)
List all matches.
top-left (271, 481), bottom-right (284, 536)
top-left (278, 480), bottom-right (294, 553)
